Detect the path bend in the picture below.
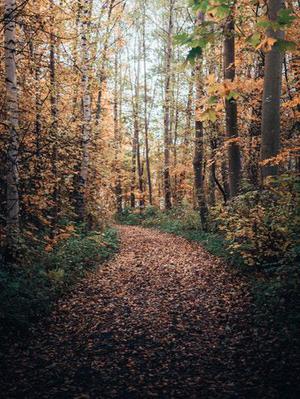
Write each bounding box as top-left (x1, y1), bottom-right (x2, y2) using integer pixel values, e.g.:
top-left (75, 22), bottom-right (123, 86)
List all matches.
top-left (2, 226), bottom-right (292, 399)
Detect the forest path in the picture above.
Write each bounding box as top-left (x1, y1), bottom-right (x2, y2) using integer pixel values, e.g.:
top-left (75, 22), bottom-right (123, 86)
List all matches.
top-left (2, 226), bottom-right (291, 398)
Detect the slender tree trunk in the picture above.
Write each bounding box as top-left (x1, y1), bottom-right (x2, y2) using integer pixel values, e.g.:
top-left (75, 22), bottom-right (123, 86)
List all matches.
top-left (78, 0), bottom-right (93, 220)
top-left (172, 84), bottom-right (179, 206)
top-left (95, 0), bottom-right (115, 125)
top-left (113, 51), bottom-right (122, 214)
top-left (193, 13), bottom-right (208, 231)
top-left (185, 70), bottom-right (194, 147)
top-left (49, 1), bottom-right (59, 236)
top-left (208, 140), bottom-right (216, 206)
top-left (142, 1), bottom-right (152, 205)
top-left (260, 0), bottom-right (284, 179)
top-left (4, 0), bottom-right (20, 256)
top-left (136, 121), bottom-right (144, 210)
top-left (134, 92), bottom-right (144, 210)
top-left (163, 0), bottom-right (174, 210)
top-left (130, 131), bottom-right (137, 208)
top-left (34, 57), bottom-right (42, 172)
top-left (132, 33), bottom-right (144, 210)
top-left (194, 76), bottom-right (208, 231)
top-left (175, 70), bottom-right (193, 204)
top-left (224, 13), bottom-right (241, 197)
top-left (71, 0), bottom-right (82, 122)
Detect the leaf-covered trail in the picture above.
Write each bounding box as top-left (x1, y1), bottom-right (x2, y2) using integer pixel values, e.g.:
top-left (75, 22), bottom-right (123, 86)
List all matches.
top-left (2, 226), bottom-right (296, 398)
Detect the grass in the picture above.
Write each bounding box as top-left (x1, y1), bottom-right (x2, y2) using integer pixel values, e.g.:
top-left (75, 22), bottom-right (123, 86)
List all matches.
top-left (0, 226), bottom-right (119, 337)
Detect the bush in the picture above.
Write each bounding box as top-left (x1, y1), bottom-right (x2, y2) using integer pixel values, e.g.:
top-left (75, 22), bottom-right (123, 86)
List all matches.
top-left (0, 227), bottom-right (119, 335)
top-left (252, 262), bottom-right (300, 346)
top-left (117, 207), bottom-right (145, 225)
top-left (217, 176), bottom-right (300, 269)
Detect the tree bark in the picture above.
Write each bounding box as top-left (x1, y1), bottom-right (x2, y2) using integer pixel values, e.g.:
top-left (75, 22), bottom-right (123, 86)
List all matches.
top-left (134, 57), bottom-right (144, 210)
top-left (260, 0), bottom-right (284, 179)
top-left (49, 0), bottom-right (59, 236)
top-left (95, 0), bottom-right (115, 125)
top-left (172, 80), bottom-right (179, 206)
top-left (163, 0), bottom-right (174, 210)
top-left (78, 0), bottom-right (93, 220)
top-left (71, 0), bottom-right (82, 122)
top-left (193, 13), bottom-right (208, 231)
top-left (113, 51), bottom-right (123, 214)
top-left (142, 1), bottom-right (152, 205)
top-left (4, 0), bottom-right (20, 256)
top-left (224, 14), bottom-right (241, 197)
top-left (130, 130), bottom-right (137, 208)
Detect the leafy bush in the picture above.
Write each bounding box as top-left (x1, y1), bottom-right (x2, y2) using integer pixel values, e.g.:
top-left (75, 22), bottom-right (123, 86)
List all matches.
top-left (252, 263), bottom-right (300, 344)
top-left (0, 227), bottom-right (118, 335)
top-left (217, 176), bottom-right (300, 269)
top-left (117, 207), bottom-right (145, 225)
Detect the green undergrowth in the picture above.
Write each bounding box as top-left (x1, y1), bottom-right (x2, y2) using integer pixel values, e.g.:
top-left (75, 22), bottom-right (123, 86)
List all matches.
top-left (0, 226), bottom-right (119, 337)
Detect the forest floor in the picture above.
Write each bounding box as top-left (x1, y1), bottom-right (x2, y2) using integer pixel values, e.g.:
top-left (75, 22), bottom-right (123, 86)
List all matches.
top-left (1, 226), bottom-right (299, 399)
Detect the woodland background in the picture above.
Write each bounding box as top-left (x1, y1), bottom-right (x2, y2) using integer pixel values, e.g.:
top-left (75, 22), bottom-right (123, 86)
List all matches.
top-left (0, 0), bottom-right (299, 370)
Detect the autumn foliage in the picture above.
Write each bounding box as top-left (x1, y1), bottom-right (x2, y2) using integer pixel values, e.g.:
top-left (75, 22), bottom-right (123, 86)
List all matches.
top-left (0, 0), bottom-right (300, 397)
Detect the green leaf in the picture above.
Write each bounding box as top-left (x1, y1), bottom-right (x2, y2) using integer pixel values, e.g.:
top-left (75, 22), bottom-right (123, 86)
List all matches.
top-left (208, 109), bottom-right (217, 122)
top-left (186, 46), bottom-right (202, 64)
top-left (208, 4), bottom-right (231, 19)
top-left (190, 0), bottom-right (209, 13)
top-left (207, 95), bottom-right (218, 105)
top-left (277, 9), bottom-right (296, 27)
top-left (246, 32), bottom-right (261, 48)
top-left (275, 39), bottom-right (297, 52)
top-left (174, 32), bottom-right (191, 46)
top-left (257, 20), bottom-right (273, 29)
top-left (226, 91), bottom-right (239, 100)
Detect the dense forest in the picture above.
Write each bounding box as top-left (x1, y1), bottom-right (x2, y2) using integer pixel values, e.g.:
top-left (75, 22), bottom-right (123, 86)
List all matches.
top-left (0, 0), bottom-right (300, 398)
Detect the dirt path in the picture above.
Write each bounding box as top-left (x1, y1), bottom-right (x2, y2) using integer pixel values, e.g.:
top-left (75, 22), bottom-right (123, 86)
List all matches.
top-left (2, 226), bottom-right (297, 398)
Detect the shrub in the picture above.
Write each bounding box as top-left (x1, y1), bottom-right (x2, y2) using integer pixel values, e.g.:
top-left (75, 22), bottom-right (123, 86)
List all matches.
top-left (0, 227), bottom-right (118, 336)
top-left (117, 207), bottom-right (145, 225)
top-left (217, 176), bottom-right (300, 269)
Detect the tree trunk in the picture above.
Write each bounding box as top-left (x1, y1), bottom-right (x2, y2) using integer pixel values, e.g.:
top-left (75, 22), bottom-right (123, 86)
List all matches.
top-left (71, 0), bottom-right (82, 122)
top-left (4, 0), bottom-right (20, 256)
top-left (133, 32), bottom-right (144, 210)
top-left (49, 1), bottom-right (59, 236)
top-left (224, 14), bottom-right (241, 197)
top-left (208, 140), bottom-right (216, 206)
top-left (113, 51), bottom-right (123, 214)
top-left (78, 0), bottom-right (93, 220)
top-left (260, 0), bottom-right (284, 180)
top-left (95, 0), bottom-right (115, 125)
top-left (163, 0), bottom-right (174, 210)
top-left (194, 75), bottom-right (208, 230)
top-left (130, 130), bottom-right (137, 208)
top-left (172, 82), bottom-right (179, 206)
top-left (193, 13), bottom-right (208, 231)
top-left (142, 1), bottom-right (152, 205)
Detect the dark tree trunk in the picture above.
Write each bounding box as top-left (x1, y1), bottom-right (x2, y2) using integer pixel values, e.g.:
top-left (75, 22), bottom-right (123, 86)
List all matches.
top-left (4, 0), bottom-right (20, 258)
top-left (142, 2), bottom-right (152, 205)
top-left (163, 0), bottom-right (174, 210)
top-left (49, 2), bottom-right (59, 236)
top-left (224, 14), bottom-right (241, 197)
top-left (193, 13), bottom-right (208, 231)
top-left (113, 51), bottom-right (123, 214)
top-left (260, 0), bottom-right (284, 180)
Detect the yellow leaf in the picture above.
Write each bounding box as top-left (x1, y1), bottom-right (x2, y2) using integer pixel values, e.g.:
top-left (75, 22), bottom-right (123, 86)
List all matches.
top-left (256, 37), bottom-right (277, 52)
